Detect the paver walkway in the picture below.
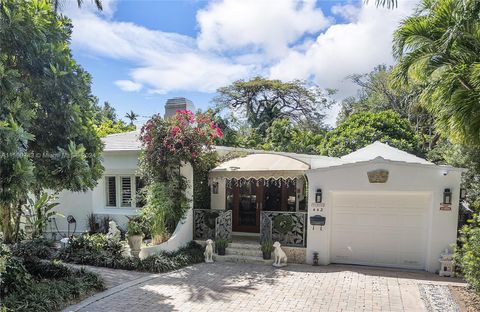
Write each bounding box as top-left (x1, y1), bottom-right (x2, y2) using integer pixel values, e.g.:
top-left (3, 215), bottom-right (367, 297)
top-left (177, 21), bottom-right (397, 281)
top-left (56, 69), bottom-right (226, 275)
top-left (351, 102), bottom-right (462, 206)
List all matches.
top-left (68, 264), bottom-right (152, 288)
top-left (64, 262), bottom-right (466, 312)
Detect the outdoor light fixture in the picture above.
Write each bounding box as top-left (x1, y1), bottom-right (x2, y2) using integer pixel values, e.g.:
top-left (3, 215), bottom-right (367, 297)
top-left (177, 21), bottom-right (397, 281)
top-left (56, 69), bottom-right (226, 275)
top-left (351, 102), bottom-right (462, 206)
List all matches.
top-left (315, 189), bottom-right (322, 203)
top-left (443, 188), bottom-right (452, 205)
top-left (460, 188), bottom-right (467, 201)
top-left (211, 182), bottom-right (219, 194)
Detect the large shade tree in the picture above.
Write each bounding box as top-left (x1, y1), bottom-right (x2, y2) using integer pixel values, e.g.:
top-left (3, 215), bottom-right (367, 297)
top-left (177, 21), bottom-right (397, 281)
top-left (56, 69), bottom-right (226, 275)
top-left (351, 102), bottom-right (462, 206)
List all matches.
top-left (318, 111), bottom-right (422, 157)
top-left (338, 65), bottom-right (438, 149)
top-left (0, 0), bottom-right (103, 242)
top-left (393, 0), bottom-right (480, 145)
top-left (214, 76), bottom-right (335, 135)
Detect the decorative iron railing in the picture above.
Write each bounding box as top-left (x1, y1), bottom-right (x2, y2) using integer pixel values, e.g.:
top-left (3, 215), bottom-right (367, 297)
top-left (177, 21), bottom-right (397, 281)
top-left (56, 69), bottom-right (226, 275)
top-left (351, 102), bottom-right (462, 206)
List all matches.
top-left (193, 209), bottom-right (232, 241)
top-left (260, 211), bottom-right (307, 247)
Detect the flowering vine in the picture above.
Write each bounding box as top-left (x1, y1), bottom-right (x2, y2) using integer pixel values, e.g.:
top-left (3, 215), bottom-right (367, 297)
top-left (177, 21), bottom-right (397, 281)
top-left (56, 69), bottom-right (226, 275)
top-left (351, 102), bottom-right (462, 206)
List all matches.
top-left (138, 110), bottom-right (223, 240)
top-left (140, 110), bottom-right (222, 180)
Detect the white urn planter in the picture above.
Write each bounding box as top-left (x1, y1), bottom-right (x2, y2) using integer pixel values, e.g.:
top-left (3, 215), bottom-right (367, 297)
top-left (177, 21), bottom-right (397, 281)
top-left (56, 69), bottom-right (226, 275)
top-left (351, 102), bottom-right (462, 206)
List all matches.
top-left (127, 235), bottom-right (143, 258)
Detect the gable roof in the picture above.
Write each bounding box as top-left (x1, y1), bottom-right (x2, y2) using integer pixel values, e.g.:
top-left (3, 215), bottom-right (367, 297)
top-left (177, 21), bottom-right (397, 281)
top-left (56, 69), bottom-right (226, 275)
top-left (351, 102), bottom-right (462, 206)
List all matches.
top-left (340, 141), bottom-right (432, 165)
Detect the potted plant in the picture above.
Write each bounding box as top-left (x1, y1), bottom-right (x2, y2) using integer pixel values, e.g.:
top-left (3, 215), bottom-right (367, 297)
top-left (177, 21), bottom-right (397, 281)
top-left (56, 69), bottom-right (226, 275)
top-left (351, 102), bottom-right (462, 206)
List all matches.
top-left (261, 240), bottom-right (274, 260)
top-left (215, 238), bottom-right (228, 255)
top-left (126, 217), bottom-right (143, 258)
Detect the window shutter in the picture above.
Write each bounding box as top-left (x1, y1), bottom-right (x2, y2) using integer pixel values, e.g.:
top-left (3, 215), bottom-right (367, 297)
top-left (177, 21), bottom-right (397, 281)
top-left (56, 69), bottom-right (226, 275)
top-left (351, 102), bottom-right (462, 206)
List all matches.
top-left (106, 177), bottom-right (117, 206)
top-left (121, 177), bottom-right (132, 207)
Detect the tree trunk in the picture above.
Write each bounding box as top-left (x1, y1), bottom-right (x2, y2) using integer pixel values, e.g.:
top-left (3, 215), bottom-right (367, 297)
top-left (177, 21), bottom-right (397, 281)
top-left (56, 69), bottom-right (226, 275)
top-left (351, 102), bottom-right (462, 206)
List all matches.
top-left (13, 201), bottom-right (24, 242)
top-left (1, 203), bottom-right (14, 243)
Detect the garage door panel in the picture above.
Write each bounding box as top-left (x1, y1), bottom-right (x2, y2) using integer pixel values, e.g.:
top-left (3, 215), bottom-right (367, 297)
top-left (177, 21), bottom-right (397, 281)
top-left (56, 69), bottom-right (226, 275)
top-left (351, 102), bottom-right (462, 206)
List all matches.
top-left (331, 193), bottom-right (429, 270)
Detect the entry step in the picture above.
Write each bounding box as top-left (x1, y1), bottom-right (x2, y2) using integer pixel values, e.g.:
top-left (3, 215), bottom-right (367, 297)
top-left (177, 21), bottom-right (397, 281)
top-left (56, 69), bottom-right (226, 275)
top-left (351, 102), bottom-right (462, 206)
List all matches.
top-left (213, 254), bottom-right (274, 265)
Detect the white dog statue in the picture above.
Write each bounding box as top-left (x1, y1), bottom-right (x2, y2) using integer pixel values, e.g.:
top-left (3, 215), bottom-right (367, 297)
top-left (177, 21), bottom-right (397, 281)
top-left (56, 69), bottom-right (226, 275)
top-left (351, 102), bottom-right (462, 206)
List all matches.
top-left (204, 239), bottom-right (214, 263)
top-left (273, 241), bottom-right (287, 267)
top-left (106, 220), bottom-right (121, 241)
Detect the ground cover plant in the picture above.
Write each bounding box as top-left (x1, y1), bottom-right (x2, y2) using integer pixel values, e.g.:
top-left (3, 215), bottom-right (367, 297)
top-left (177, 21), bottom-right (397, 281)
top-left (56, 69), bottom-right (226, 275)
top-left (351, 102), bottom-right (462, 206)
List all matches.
top-left (58, 234), bottom-right (204, 273)
top-left (1, 239), bottom-right (104, 312)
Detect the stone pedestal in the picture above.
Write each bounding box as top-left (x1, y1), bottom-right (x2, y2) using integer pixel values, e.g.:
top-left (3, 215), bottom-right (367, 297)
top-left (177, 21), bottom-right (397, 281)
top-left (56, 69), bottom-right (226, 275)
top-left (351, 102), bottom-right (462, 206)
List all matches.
top-left (439, 249), bottom-right (454, 277)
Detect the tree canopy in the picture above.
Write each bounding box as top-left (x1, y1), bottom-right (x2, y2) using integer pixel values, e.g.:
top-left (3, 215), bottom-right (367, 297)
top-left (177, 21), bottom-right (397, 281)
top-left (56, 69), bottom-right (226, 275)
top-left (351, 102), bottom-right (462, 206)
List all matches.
top-left (318, 111), bottom-right (422, 157)
top-left (393, 0), bottom-right (480, 145)
top-left (0, 0), bottom-right (103, 241)
top-left (214, 76), bottom-right (335, 135)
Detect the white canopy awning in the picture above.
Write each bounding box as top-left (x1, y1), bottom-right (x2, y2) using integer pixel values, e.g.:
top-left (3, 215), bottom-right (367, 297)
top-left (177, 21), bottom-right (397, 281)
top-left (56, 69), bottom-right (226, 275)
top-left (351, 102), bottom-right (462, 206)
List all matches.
top-left (210, 153), bottom-right (309, 180)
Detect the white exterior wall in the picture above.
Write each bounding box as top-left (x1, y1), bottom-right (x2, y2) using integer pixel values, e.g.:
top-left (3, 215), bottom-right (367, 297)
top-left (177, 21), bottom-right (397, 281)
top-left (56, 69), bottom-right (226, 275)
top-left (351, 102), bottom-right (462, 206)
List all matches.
top-left (211, 179), bottom-right (227, 210)
top-left (53, 151), bottom-right (141, 234)
top-left (305, 159), bottom-right (462, 273)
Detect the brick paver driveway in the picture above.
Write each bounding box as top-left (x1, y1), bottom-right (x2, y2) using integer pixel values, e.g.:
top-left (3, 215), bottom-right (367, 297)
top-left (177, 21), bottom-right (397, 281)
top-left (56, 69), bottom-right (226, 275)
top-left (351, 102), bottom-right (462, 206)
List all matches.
top-left (64, 262), bottom-right (465, 312)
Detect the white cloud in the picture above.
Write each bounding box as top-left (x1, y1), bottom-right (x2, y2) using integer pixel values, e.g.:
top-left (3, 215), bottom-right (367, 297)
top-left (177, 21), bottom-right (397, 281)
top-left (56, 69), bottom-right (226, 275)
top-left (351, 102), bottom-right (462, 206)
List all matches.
top-left (269, 1), bottom-right (418, 124)
top-left (197, 0), bottom-right (330, 58)
top-left (63, 0), bottom-right (419, 124)
top-left (63, 2), bottom-right (250, 94)
top-left (114, 80), bottom-right (143, 92)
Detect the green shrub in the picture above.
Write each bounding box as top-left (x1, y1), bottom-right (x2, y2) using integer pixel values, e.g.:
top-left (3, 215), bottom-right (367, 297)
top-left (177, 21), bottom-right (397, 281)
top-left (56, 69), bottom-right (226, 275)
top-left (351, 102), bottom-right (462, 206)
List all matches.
top-left (26, 260), bottom-right (76, 279)
top-left (1, 236), bottom-right (104, 312)
top-left (127, 217), bottom-right (144, 236)
top-left (11, 238), bottom-right (56, 260)
top-left (1, 270), bottom-right (104, 312)
top-left (60, 239), bottom-right (204, 273)
top-left (261, 240), bottom-right (274, 253)
top-left (455, 213), bottom-right (480, 293)
top-left (58, 233), bottom-right (125, 267)
top-left (0, 244), bottom-right (32, 297)
top-left (215, 239), bottom-right (228, 249)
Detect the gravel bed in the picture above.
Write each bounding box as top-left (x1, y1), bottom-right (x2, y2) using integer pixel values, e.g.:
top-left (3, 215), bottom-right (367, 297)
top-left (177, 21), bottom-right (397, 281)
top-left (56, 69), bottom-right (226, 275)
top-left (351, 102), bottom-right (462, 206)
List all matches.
top-left (419, 283), bottom-right (460, 312)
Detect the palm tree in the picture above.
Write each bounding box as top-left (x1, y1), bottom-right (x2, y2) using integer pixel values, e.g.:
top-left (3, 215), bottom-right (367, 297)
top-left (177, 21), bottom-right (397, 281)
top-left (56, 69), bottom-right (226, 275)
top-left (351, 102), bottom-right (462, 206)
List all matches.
top-left (392, 0), bottom-right (480, 145)
top-left (365, 0), bottom-right (398, 9)
top-left (125, 110), bottom-right (139, 125)
top-left (53, 0), bottom-right (102, 12)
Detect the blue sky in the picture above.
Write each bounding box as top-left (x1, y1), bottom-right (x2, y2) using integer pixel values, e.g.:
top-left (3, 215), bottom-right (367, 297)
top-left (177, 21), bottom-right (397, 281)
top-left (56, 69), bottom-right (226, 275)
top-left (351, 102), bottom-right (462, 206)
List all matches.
top-left (64, 0), bottom-right (417, 125)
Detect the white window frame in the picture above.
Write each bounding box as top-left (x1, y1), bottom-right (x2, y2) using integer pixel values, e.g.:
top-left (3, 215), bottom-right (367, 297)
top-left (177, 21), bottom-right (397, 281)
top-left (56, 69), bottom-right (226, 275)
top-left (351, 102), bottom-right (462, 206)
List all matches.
top-left (104, 175), bottom-right (141, 209)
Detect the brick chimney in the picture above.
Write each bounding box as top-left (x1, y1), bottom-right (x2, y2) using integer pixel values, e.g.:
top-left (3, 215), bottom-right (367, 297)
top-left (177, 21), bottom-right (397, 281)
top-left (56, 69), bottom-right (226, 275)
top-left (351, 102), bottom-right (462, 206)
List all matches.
top-left (164, 97), bottom-right (195, 119)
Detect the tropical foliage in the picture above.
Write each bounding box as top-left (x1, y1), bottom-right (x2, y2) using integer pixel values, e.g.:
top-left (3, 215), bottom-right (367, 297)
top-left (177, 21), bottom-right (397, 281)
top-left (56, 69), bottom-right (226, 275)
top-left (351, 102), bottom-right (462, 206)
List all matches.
top-left (262, 118), bottom-right (325, 154)
top-left (59, 235), bottom-right (204, 273)
top-left (455, 213), bottom-right (480, 293)
top-left (94, 118), bottom-right (135, 138)
top-left (139, 110), bottom-right (222, 239)
top-left (214, 76), bottom-right (334, 135)
top-left (1, 237), bottom-right (104, 312)
top-left (23, 193), bottom-right (60, 239)
top-left (0, 0), bottom-right (104, 242)
top-left (318, 111), bottom-right (422, 157)
top-left (393, 0), bottom-right (480, 145)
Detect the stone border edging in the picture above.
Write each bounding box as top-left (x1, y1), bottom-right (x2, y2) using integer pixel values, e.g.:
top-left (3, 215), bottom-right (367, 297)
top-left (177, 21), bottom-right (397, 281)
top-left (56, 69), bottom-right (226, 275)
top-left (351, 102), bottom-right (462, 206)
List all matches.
top-left (62, 273), bottom-right (161, 312)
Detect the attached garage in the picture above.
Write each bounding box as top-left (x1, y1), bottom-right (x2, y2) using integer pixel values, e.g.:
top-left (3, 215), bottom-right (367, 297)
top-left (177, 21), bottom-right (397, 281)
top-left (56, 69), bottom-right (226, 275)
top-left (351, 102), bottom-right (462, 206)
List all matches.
top-left (330, 192), bottom-right (430, 270)
top-left (305, 142), bottom-right (464, 273)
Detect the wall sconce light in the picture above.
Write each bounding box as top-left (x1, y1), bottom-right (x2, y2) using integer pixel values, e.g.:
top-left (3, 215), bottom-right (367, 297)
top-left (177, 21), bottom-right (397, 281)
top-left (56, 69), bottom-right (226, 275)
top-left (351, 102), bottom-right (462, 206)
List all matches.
top-left (211, 182), bottom-right (219, 194)
top-left (315, 189), bottom-right (322, 203)
top-left (443, 188), bottom-right (452, 204)
top-left (460, 188), bottom-right (467, 201)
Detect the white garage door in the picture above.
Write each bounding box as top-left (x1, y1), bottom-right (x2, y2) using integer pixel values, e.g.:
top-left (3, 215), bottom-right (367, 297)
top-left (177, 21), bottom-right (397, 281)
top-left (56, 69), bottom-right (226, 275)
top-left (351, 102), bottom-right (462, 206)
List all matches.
top-left (331, 192), bottom-right (430, 269)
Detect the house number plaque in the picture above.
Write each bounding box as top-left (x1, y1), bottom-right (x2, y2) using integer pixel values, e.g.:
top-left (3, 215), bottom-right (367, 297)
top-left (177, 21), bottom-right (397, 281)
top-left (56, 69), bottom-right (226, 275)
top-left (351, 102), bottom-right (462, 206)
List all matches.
top-left (367, 169), bottom-right (389, 183)
top-left (440, 203), bottom-right (452, 211)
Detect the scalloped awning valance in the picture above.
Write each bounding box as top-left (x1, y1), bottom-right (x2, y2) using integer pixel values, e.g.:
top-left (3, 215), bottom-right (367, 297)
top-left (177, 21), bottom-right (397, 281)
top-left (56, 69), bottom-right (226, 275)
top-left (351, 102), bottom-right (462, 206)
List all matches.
top-left (210, 153), bottom-right (309, 180)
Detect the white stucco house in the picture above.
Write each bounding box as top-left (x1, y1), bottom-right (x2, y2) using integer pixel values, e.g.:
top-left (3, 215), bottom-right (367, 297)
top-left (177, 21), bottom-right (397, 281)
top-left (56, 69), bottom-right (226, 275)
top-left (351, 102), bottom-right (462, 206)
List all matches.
top-left (53, 98), bottom-right (463, 273)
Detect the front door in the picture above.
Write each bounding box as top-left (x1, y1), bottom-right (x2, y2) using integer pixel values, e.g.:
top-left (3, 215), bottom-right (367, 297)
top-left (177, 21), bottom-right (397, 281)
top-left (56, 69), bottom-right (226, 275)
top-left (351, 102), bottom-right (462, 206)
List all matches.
top-left (232, 181), bottom-right (263, 233)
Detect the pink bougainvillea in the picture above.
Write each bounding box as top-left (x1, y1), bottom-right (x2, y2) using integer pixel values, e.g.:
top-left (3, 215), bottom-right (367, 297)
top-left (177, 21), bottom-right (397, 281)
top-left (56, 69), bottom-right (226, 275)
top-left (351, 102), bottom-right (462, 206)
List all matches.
top-left (140, 110), bottom-right (223, 180)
